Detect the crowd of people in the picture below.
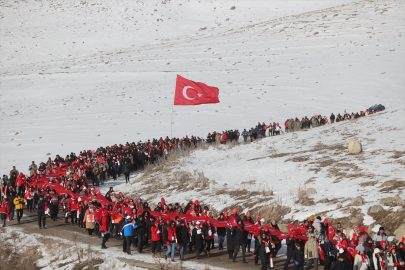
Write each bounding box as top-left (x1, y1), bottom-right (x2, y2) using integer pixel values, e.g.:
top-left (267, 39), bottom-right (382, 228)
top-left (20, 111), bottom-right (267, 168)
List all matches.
top-left (204, 106), bottom-right (385, 144)
top-left (1, 180), bottom-right (404, 270)
top-left (1, 105), bottom-right (395, 269)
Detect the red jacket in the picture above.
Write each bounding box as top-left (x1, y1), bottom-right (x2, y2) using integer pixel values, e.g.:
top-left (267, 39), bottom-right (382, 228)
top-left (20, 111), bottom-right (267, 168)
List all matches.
top-left (100, 209), bottom-right (110, 232)
top-left (221, 134), bottom-right (228, 142)
top-left (151, 225), bottom-right (162, 241)
top-left (1, 202), bottom-right (10, 215)
top-left (68, 198), bottom-right (79, 211)
top-left (167, 226), bottom-right (177, 243)
top-left (95, 208), bottom-right (102, 223)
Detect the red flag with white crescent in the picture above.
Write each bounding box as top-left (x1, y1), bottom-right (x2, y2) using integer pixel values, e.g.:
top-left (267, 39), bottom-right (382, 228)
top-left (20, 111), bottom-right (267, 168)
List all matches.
top-left (328, 223), bottom-right (336, 240)
top-left (174, 75), bottom-right (219, 105)
top-left (96, 156), bottom-right (104, 163)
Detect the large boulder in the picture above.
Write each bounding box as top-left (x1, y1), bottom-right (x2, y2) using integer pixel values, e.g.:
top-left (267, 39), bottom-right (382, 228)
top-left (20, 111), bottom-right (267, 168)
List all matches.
top-left (394, 224), bottom-right (405, 242)
top-left (348, 140), bottom-right (362, 154)
top-left (306, 188), bottom-right (317, 195)
top-left (350, 196), bottom-right (365, 206)
top-left (265, 190), bottom-right (274, 196)
top-left (369, 205), bottom-right (384, 213)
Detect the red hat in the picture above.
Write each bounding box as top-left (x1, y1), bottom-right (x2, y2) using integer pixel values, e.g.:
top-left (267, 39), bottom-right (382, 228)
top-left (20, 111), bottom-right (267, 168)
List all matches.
top-left (102, 203), bottom-right (106, 206)
top-left (380, 241), bottom-right (387, 246)
top-left (195, 200), bottom-right (199, 204)
top-left (389, 247), bottom-right (395, 253)
top-left (191, 203), bottom-right (195, 208)
top-left (323, 218), bottom-right (328, 223)
top-left (342, 239), bottom-right (348, 247)
top-left (246, 211), bottom-right (251, 215)
top-left (161, 197), bottom-right (165, 202)
top-left (119, 192), bottom-right (123, 195)
top-left (232, 209), bottom-right (237, 213)
top-left (154, 220), bottom-right (159, 225)
top-left (264, 225), bottom-right (269, 230)
top-left (352, 233), bottom-right (358, 238)
top-left (359, 227), bottom-right (365, 233)
top-left (2, 198), bottom-right (6, 202)
top-left (224, 211), bottom-right (228, 215)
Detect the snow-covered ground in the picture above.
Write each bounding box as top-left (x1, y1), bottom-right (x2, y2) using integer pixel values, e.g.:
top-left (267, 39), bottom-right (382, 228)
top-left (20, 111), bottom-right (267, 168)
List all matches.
top-left (0, 226), bottom-right (227, 270)
top-left (1, 0), bottom-right (404, 173)
top-left (105, 108), bottom-right (405, 223)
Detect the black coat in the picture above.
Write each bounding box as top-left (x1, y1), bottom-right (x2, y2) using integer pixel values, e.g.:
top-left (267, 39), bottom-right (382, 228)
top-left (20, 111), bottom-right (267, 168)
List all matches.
top-left (286, 236), bottom-right (296, 254)
top-left (176, 225), bottom-right (189, 244)
top-left (135, 218), bottom-right (146, 234)
top-left (7, 192), bottom-right (15, 206)
top-left (232, 223), bottom-right (246, 245)
top-left (331, 260), bottom-right (349, 270)
top-left (254, 238), bottom-right (272, 262)
top-left (192, 227), bottom-right (205, 250)
top-left (226, 227), bottom-right (235, 250)
top-left (37, 200), bottom-right (46, 214)
top-left (292, 248), bottom-right (305, 266)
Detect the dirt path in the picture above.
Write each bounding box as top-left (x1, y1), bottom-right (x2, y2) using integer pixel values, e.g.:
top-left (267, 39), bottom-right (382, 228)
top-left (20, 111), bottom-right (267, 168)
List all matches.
top-left (8, 210), bottom-right (324, 270)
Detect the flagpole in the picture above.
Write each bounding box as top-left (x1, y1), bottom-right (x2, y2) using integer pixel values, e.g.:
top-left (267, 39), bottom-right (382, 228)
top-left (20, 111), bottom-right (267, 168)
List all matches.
top-left (171, 78), bottom-right (176, 138)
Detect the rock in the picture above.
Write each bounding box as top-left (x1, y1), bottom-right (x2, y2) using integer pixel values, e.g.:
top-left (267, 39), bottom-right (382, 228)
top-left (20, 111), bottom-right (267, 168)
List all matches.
top-left (298, 190), bottom-right (307, 198)
top-left (395, 195), bottom-right (405, 206)
top-left (394, 224), bottom-right (405, 242)
top-left (209, 180), bottom-right (218, 186)
top-left (306, 188), bottom-right (317, 195)
top-left (189, 182), bottom-right (197, 189)
top-left (348, 140), bottom-right (362, 154)
top-left (397, 208), bottom-right (405, 213)
top-left (230, 6), bottom-right (235, 10)
top-left (199, 180), bottom-right (209, 188)
top-left (327, 201), bottom-right (334, 206)
top-left (320, 198), bottom-right (329, 203)
top-left (350, 196), bottom-right (365, 206)
top-left (265, 190), bottom-right (274, 196)
top-left (350, 216), bottom-right (361, 224)
top-left (369, 205), bottom-right (384, 213)
top-left (337, 203), bottom-right (342, 208)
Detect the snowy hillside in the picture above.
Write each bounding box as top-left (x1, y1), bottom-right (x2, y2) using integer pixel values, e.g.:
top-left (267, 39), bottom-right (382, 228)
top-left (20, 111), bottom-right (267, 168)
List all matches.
top-left (108, 108), bottom-right (405, 227)
top-left (1, 0), bottom-right (404, 173)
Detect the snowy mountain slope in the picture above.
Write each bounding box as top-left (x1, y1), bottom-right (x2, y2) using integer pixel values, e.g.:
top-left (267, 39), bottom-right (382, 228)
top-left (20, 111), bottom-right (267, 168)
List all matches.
top-left (1, 0), bottom-right (404, 177)
top-left (115, 108), bottom-right (405, 225)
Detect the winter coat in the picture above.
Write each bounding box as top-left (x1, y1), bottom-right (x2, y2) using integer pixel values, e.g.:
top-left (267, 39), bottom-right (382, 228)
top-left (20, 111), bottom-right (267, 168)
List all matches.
top-left (192, 227), bottom-right (205, 250)
top-left (135, 218), bottom-right (147, 234)
top-left (123, 163), bottom-right (131, 174)
top-left (386, 253), bottom-right (402, 270)
top-left (151, 225), bottom-right (162, 241)
top-left (304, 238), bottom-right (319, 259)
top-left (29, 164), bottom-right (38, 176)
top-left (203, 223), bottom-right (216, 240)
top-left (119, 219), bottom-right (138, 237)
top-left (331, 260), bottom-right (349, 270)
top-left (13, 197), bottom-right (25, 210)
top-left (353, 254), bottom-right (370, 270)
top-left (254, 237), bottom-right (272, 262)
top-left (176, 225), bottom-right (189, 244)
top-left (37, 200), bottom-right (46, 214)
top-left (7, 192), bottom-right (16, 207)
top-left (166, 225), bottom-right (177, 243)
top-left (232, 222), bottom-right (246, 245)
top-left (68, 198), bottom-right (79, 211)
top-left (286, 236), bottom-right (296, 254)
top-left (292, 248), bottom-right (305, 266)
top-left (84, 208), bottom-right (95, 229)
top-left (373, 232), bottom-right (388, 246)
top-left (99, 209), bottom-right (110, 232)
top-left (226, 226), bottom-right (235, 250)
top-left (313, 219), bottom-right (322, 234)
top-left (294, 120), bottom-right (302, 131)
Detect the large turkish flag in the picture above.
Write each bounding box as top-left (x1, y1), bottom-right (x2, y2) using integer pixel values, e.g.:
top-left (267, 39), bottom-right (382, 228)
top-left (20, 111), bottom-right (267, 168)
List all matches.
top-left (174, 75), bottom-right (220, 105)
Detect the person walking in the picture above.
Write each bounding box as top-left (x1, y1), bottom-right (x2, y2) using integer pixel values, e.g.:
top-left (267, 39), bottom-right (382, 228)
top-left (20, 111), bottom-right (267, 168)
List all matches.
top-left (13, 194), bottom-right (25, 223)
top-left (36, 196), bottom-right (46, 229)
